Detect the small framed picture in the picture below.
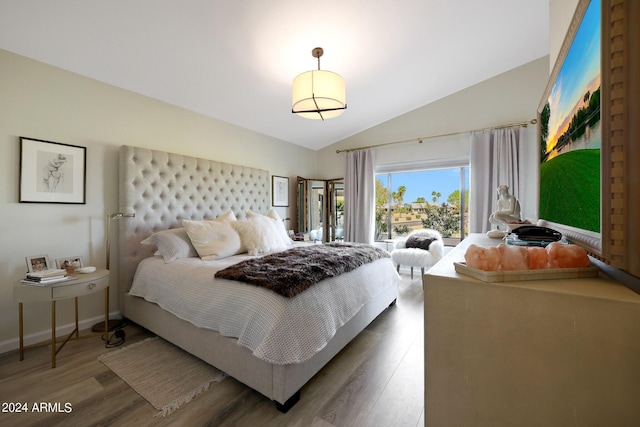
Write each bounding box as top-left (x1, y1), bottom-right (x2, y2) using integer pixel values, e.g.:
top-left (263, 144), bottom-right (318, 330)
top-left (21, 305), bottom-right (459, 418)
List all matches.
top-left (19, 137), bottom-right (87, 204)
top-left (26, 255), bottom-right (51, 274)
top-left (272, 175), bottom-right (289, 207)
top-left (55, 256), bottom-right (84, 270)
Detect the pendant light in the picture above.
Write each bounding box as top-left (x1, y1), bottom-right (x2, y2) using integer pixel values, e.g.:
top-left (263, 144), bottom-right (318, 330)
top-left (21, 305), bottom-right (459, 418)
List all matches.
top-left (292, 47), bottom-right (346, 120)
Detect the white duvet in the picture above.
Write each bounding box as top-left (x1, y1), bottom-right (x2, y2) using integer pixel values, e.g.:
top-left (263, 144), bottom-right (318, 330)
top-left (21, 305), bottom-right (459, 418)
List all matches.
top-left (128, 249), bottom-right (399, 365)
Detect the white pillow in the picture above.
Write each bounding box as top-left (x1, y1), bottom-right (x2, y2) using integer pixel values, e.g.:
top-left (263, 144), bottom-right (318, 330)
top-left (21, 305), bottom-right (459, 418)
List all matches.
top-left (247, 210), bottom-right (293, 247)
top-left (217, 210), bottom-right (237, 222)
top-left (266, 209), bottom-right (294, 245)
top-left (182, 219), bottom-right (243, 260)
top-left (140, 228), bottom-right (198, 263)
top-left (231, 215), bottom-right (289, 256)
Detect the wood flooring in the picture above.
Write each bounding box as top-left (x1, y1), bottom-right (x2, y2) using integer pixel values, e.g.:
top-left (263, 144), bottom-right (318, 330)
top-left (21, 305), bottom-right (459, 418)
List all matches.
top-left (0, 275), bottom-right (424, 427)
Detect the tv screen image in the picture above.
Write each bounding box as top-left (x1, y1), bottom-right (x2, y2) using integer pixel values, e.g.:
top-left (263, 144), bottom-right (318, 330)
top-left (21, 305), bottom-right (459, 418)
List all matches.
top-left (539, 0), bottom-right (600, 234)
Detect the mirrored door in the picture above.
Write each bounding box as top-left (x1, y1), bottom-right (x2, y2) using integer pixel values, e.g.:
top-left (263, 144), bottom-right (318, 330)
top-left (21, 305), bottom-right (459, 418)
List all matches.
top-left (297, 176), bottom-right (344, 242)
top-left (328, 179), bottom-right (344, 241)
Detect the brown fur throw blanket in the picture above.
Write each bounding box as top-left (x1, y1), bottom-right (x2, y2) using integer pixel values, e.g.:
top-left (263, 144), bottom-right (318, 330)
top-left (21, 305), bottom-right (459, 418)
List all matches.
top-left (215, 242), bottom-right (390, 298)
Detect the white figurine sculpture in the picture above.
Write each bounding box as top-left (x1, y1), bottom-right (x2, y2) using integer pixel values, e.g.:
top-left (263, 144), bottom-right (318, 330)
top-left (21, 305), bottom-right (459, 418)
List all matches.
top-left (489, 184), bottom-right (521, 228)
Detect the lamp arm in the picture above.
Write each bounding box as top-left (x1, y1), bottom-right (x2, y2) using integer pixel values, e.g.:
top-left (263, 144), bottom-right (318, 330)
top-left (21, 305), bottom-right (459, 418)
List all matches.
top-left (106, 212), bottom-right (135, 270)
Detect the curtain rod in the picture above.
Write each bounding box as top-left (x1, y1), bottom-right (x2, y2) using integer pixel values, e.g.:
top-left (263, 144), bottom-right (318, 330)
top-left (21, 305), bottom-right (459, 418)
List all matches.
top-left (335, 118), bottom-right (537, 154)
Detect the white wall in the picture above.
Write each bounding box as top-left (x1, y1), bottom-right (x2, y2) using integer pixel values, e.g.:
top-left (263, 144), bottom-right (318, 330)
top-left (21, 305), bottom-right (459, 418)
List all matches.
top-left (316, 56), bottom-right (549, 221)
top-left (550, 0), bottom-right (580, 70)
top-left (0, 49), bottom-right (315, 352)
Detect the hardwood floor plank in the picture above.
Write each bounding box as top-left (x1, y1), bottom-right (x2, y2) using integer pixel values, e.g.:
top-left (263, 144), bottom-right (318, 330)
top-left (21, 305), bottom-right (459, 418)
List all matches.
top-left (312, 327), bottom-right (418, 426)
top-left (362, 343), bottom-right (424, 427)
top-left (42, 377), bottom-right (104, 407)
top-left (0, 274), bottom-right (424, 427)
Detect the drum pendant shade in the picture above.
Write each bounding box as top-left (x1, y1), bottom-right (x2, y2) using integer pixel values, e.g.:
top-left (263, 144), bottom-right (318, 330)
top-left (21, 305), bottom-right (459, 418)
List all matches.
top-left (292, 47), bottom-right (346, 120)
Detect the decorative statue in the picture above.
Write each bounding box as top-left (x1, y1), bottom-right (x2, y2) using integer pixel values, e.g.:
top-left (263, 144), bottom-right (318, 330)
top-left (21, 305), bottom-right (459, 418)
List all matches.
top-left (489, 184), bottom-right (521, 227)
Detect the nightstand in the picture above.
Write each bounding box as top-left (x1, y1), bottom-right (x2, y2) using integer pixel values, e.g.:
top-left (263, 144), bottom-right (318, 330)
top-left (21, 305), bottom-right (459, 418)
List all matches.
top-left (13, 269), bottom-right (110, 368)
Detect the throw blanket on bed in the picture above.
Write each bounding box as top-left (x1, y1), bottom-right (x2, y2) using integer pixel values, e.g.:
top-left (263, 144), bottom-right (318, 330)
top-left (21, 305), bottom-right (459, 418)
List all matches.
top-left (215, 242), bottom-right (390, 297)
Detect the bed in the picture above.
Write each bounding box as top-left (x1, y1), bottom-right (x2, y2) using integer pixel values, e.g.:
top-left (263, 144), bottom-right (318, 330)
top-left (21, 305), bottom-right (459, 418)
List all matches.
top-left (117, 145), bottom-right (399, 411)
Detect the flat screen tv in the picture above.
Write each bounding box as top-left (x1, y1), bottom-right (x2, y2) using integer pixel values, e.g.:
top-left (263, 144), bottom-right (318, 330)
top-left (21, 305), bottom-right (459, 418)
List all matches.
top-left (538, 0), bottom-right (602, 256)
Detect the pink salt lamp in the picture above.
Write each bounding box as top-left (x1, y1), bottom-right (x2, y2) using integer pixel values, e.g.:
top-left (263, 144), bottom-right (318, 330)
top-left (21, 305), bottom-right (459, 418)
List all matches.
top-left (526, 246), bottom-right (549, 269)
top-left (465, 244), bottom-right (501, 271)
top-left (497, 243), bottom-right (529, 270)
top-left (546, 242), bottom-right (590, 268)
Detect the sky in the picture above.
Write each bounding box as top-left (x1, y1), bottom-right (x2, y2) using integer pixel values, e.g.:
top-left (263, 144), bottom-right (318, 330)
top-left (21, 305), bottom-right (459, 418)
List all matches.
top-left (376, 168), bottom-right (469, 204)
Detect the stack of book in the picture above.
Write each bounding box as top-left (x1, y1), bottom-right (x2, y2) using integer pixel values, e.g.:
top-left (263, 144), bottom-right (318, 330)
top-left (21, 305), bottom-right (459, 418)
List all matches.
top-left (21, 269), bottom-right (76, 286)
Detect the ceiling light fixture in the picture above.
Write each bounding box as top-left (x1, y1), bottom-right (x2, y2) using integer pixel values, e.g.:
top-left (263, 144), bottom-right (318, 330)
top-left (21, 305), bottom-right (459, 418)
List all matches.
top-left (292, 47), bottom-right (346, 120)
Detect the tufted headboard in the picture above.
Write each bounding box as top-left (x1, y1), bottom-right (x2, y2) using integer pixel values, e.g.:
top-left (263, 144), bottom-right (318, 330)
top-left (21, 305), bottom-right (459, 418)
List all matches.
top-left (117, 145), bottom-right (270, 306)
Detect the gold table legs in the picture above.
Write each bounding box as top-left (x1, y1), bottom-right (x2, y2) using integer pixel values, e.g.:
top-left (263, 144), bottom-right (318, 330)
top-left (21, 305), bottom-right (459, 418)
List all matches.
top-left (17, 288), bottom-right (109, 368)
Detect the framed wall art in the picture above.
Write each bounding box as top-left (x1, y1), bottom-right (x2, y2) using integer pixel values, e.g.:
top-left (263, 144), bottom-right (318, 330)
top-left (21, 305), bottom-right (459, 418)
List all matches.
top-left (19, 137), bottom-right (87, 204)
top-left (272, 175), bottom-right (289, 207)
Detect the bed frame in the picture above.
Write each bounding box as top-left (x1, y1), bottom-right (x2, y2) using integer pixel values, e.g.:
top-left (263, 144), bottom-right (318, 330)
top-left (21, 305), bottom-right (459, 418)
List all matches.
top-left (117, 145), bottom-right (397, 411)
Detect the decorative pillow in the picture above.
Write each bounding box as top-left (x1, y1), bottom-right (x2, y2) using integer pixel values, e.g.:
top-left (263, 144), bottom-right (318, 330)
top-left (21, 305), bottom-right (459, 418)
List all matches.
top-left (217, 210), bottom-right (238, 222)
top-left (405, 235), bottom-right (436, 251)
top-left (266, 209), bottom-right (294, 245)
top-left (247, 209), bottom-right (293, 247)
top-left (232, 215), bottom-right (289, 256)
top-left (182, 219), bottom-right (243, 260)
top-left (140, 228), bottom-right (198, 263)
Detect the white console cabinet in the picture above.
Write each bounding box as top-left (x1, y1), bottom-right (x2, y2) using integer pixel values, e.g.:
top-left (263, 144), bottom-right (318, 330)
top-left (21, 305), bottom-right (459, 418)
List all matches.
top-left (424, 234), bottom-right (640, 426)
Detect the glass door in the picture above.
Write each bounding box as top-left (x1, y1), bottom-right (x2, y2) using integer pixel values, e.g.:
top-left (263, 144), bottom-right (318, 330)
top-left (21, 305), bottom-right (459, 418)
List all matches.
top-left (328, 179), bottom-right (344, 241)
top-left (297, 177), bottom-right (344, 242)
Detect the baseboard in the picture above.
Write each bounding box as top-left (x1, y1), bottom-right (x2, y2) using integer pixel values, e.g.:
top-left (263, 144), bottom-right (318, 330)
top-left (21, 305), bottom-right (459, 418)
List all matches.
top-left (0, 311), bottom-right (122, 356)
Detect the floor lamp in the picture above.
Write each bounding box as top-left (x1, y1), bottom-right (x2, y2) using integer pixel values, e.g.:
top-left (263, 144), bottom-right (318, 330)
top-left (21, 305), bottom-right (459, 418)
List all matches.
top-left (91, 212), bottom-right (135, 333)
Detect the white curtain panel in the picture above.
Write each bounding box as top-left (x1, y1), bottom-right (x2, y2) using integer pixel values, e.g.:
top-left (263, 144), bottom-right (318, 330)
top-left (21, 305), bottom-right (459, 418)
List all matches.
top-left (469, 126), bottom-right (525, 233)
top-left (344, 149), bottom-right (376, 244)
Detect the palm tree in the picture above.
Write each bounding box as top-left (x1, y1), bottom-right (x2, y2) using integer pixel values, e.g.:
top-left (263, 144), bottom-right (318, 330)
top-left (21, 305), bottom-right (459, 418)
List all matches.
top-left (392, 185), bottom-right (407, 210)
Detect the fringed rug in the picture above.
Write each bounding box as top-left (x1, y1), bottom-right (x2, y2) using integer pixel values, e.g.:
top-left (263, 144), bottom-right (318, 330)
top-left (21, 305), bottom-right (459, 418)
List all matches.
top-left (98, 336), bottom-right (226, 417)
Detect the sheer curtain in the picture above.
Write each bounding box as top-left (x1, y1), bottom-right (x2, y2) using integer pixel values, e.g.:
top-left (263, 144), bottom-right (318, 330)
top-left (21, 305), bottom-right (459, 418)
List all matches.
top-left (469, 126), bottom-right (525, 233)
top-left (344, 149), bottom-right (376, 243)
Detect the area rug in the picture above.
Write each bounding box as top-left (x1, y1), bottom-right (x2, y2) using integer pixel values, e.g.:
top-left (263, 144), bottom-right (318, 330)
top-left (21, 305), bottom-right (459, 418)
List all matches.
top-left (98, 336), bottom-right (226, 417)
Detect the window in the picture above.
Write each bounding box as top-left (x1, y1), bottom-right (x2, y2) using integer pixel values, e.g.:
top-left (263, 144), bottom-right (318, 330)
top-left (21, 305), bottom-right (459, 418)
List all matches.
top-left (375, 162), bottom-right (469, 244)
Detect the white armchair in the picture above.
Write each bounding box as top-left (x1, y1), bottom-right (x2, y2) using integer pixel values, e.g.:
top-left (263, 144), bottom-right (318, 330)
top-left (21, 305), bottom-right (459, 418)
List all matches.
top-left (391, 229), bottom-right (444, 285)
top-left (309, 227), bottom-right (323, 242)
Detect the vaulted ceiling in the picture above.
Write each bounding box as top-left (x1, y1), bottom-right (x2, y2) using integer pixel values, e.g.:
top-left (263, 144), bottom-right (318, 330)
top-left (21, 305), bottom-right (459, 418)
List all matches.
top-left (0, 0), bottom-right (549, 150)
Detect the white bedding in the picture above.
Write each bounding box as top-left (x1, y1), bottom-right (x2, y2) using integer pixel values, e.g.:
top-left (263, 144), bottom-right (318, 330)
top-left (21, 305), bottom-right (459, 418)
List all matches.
top-left (128, 249), bottom-right (399, 365)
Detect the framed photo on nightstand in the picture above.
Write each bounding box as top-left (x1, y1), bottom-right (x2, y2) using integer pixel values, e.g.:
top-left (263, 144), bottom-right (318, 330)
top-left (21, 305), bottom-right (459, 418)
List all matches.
top-left (25, 254), bottom-right (51, 273)
top-left (55, 256), bottom-right (84, 270)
